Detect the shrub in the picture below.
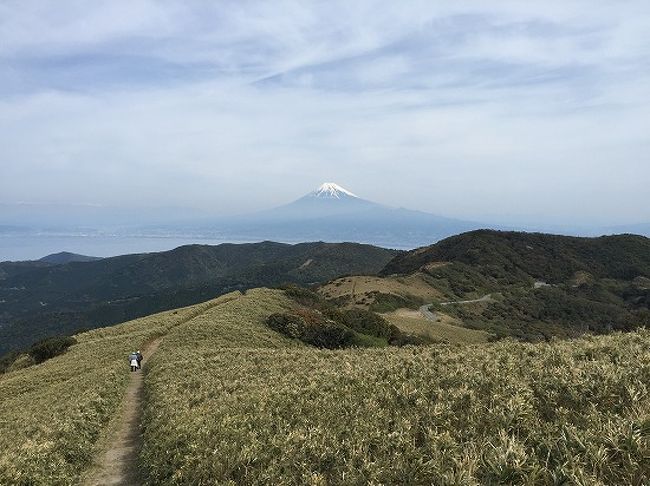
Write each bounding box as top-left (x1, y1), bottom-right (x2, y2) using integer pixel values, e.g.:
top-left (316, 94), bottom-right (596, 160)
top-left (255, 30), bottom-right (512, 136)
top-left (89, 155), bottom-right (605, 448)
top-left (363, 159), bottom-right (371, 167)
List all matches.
top-left (351, 333), bottom-right (389, 348)
top-left (277, 285), bottom-right (433, 348)
top-left (335, 309), bottom-right (393, 339)
top-left (28, 336), bottom-right (78, 364)
top-left (266, 311), bottom-right (355, 349)
top-left (6, 354), bottom-right (35, 372)
top-left (368, 292), bottom-right (424, 313)
top-left (267, 313), bottom-right (306, 339)
top-left (275, 285), bottom-right (431, 348)
top-left (302, 320), bottom-right (355, 349)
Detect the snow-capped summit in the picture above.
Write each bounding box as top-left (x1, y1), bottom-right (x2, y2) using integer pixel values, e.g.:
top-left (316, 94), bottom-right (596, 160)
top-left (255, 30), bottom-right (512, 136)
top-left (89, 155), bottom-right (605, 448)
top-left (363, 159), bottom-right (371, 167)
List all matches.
top-left (310, 183), bottom-right (358, 199)
top-left (262, 181), bottom-right (375, 219)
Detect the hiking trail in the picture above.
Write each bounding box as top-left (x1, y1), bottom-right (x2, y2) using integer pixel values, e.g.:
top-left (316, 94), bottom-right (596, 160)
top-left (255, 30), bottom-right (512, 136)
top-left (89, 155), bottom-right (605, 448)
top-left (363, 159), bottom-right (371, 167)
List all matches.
top-left (83, 337), bottom-right (163, 486)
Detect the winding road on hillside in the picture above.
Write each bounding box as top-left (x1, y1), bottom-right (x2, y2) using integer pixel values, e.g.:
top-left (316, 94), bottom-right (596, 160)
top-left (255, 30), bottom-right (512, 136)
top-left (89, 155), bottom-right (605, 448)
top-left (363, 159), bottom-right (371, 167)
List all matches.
top-left (440, 294), bottom-right (494, 306)
top-left (83, 338), bottom-right (163, 486)
top-left (420, 293), bottom-right (493, 321)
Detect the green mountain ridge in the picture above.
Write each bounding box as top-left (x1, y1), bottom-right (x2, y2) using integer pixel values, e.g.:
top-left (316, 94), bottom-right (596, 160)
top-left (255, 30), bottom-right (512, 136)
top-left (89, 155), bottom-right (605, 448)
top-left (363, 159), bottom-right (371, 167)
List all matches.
top-left (381, 229), bottom-right (650, 280)
top-left (0, 241), bottom-right (397, 354)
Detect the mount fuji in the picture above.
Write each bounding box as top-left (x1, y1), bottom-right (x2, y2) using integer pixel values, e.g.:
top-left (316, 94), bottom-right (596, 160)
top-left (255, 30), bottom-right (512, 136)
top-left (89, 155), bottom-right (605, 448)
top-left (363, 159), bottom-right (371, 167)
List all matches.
top-left (212, 182), bottom-right (487, 249)
top-left (261, 183), bottom-right (379, 218)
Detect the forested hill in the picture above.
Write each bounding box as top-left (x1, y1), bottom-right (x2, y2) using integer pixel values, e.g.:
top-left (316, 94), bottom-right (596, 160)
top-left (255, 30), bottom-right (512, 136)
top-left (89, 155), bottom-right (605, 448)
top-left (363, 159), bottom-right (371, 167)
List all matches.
top-left (376, 230), bottom-right (650, 341)
top-left (381, 230), bottom-right (650, 281)
top-left (0, 241), bottom-right (397, 354)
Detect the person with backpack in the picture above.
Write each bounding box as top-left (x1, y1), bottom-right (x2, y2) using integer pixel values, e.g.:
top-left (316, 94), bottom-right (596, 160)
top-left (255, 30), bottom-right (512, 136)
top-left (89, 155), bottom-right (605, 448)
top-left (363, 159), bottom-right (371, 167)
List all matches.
top-left (129, 352), bottom-right (139, 372)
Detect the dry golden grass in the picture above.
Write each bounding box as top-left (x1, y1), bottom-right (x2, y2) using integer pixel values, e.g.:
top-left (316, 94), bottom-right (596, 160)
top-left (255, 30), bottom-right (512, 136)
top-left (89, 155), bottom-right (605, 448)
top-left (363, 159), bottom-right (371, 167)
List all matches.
top-left (140, 288), bottom-right (650, 485)
top-left (0, 293), bottom-right (237, 485)
top-left (383, 308), bottom-right (492, 344)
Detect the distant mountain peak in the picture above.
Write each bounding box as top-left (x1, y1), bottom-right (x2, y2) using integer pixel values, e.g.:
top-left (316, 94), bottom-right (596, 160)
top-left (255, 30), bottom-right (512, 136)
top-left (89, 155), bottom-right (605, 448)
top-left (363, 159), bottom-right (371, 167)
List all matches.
top-left (310, 183), bottom-right (358, 199)
top-left (39, 251), bottom-right (101, 265)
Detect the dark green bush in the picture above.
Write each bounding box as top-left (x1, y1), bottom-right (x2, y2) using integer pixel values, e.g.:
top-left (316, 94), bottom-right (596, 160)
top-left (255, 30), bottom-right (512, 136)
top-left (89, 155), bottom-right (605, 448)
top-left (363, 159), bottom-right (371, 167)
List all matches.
top-left (350, 333), bottom-right (389, 348)
top-left (335, 309), bottom-right (393, 339)
top-left (266, 313), bottom-right (306, 339)
top-left (266, 312), bottom-right (354, 349)
top-left (302, 321), bottom-right (355, 349)
top-left (368, 292), bottom-right (424, 313)
top-left (28, 336), bottom-right (77, 364)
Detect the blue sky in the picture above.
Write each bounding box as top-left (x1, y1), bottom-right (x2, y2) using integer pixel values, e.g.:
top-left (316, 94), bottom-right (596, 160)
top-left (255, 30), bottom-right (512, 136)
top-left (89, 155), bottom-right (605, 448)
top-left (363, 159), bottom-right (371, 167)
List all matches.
top-left (1, 1), bottom-right (649, 226)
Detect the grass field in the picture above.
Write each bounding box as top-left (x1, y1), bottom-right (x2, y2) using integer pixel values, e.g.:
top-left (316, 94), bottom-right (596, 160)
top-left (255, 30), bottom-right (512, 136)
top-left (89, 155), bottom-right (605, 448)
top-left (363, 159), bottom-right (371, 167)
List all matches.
top-left (383, 308), bottom-right (492, 344)
top-left (140, 288), bottom-right (650, 485)
top-left (0, 293), bottom-right (237, 485)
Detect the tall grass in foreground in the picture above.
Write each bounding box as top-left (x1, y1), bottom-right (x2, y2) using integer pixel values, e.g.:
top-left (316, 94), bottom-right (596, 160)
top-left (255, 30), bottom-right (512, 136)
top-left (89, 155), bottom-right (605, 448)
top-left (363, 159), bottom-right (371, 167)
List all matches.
top-left (0, 295), bottom-right (235, 485)
top-left (142, 290), bottom-right (649, 485)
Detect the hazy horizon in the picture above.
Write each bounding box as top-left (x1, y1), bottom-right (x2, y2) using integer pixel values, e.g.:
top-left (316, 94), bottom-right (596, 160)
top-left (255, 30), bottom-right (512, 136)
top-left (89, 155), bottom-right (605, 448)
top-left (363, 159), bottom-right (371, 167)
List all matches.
top-left (2, 177), bottom-right (648, 262)
top-left (1, 1), bottom-right (649, 230)
top-left (1, 178), bottom-right (649, 231)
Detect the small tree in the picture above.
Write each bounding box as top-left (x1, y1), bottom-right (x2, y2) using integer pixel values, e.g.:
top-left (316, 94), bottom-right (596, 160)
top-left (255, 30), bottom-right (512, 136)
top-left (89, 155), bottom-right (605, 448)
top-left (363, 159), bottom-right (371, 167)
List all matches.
top-left (28, 336), bottom-right (77, 364)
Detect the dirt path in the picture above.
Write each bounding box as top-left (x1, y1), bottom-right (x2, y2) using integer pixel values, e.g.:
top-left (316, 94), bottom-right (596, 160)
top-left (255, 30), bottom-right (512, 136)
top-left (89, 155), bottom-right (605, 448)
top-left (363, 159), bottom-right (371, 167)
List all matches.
top-left (83, 337), bottom-right (163, 486)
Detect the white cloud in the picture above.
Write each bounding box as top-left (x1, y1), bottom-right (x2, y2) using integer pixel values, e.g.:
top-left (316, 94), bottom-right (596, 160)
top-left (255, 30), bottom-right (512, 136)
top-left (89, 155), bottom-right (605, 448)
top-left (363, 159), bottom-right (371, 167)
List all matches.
top-left (0, 0), bottom-right (649, 225)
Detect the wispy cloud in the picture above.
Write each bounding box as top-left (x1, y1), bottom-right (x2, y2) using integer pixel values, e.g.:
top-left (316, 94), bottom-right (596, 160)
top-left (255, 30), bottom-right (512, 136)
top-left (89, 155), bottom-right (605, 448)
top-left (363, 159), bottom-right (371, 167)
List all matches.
top-left (0, 1), bottom-right (648, 225)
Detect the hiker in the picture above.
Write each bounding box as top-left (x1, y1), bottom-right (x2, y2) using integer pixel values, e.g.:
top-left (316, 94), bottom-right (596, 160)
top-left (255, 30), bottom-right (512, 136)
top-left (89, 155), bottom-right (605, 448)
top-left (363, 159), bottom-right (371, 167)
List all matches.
top-left (136, 350), bottom-right (143, 369)
top-left (129, 352), bottom-right (139, 372)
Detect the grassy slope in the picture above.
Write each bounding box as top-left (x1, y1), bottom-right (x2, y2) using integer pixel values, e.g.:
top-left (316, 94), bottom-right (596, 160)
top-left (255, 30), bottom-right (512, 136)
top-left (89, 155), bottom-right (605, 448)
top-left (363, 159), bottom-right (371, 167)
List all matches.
top-left (2, 285), bottom-right (648, 484)
top-left (382, 308), bottom-right (492, 344)
top-left (140, 288), bottom-right (650, 485)
top-left (140, 288), bottom-right (301, 482)
top-left (0, 293), bottom-right (238, 485)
